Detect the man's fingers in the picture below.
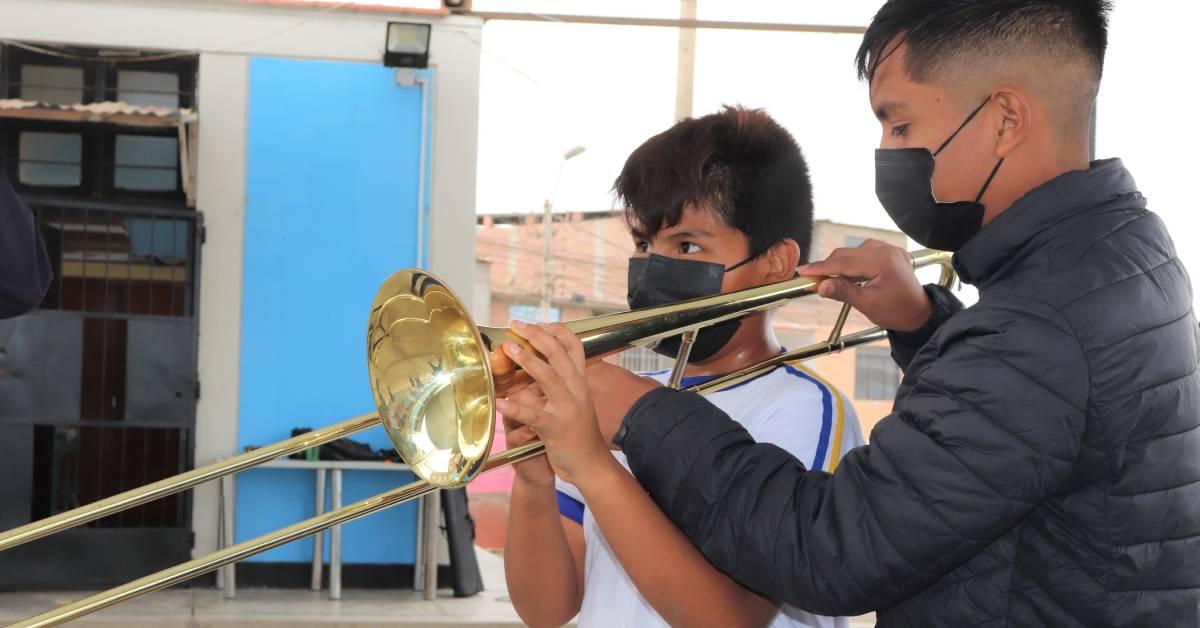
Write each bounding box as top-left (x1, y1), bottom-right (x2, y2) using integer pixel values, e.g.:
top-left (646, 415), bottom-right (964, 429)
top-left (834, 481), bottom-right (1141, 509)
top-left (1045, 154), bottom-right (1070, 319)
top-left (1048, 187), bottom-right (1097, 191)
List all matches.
top-left (816, 277), bottom-right (865, 305)
top-left (797, 255), bottom-right (873, 283)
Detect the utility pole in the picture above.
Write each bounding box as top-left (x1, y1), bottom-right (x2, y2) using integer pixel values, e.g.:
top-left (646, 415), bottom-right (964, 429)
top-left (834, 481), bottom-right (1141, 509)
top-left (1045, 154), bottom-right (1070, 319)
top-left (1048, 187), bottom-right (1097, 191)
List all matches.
top-left (539, 197), bottom-right (554, 322)
top-left (675, 0), bottom-right (697, 121)
top-left (539, 146), bottom-right (586, 322)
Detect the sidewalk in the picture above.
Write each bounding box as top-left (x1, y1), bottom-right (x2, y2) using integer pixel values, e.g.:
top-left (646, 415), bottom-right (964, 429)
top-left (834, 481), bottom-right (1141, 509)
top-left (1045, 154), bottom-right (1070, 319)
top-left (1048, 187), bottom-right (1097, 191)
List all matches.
top-left (0, 548), bottom-right (530, 627)
top-left (0, 547), bottom-right (877, 626)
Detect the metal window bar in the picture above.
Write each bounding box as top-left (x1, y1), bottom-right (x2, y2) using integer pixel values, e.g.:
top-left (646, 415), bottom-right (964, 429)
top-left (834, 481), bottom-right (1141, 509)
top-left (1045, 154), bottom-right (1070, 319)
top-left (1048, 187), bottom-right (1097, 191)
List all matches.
top-left (27, 200), bottom-right (196, 317)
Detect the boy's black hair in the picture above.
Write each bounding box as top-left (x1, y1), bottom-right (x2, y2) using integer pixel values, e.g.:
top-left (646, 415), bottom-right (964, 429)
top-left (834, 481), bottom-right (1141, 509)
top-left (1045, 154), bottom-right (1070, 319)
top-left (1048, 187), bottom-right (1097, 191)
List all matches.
top-left (613, 106), bottom-right (814, 263)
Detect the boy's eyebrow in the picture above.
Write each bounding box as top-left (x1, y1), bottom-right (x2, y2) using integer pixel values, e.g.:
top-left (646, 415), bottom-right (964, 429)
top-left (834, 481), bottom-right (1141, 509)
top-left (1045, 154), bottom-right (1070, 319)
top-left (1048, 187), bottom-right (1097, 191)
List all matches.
top-left (665, 229), bottom-right (714, 240)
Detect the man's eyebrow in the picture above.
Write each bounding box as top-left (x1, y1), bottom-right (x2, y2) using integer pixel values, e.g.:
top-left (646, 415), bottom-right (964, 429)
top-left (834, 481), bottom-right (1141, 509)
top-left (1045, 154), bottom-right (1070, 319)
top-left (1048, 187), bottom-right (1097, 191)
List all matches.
top-left (874, 101), bottom-right (907, 121)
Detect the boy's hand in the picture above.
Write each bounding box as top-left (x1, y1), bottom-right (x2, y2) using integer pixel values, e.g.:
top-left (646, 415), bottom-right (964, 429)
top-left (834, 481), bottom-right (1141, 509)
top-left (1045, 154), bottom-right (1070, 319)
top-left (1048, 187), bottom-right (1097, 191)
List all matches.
top-left (495, 322), bottom-right (612, 485)
top-left (501, 383), bottom-right (556, 488)
top-left (797, 239), bottom-right (932, 333)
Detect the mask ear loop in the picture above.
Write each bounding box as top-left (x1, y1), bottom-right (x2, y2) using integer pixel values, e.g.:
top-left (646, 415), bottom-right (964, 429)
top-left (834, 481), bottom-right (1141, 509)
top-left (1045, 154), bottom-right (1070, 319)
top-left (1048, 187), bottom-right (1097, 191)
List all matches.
top-left (933, 96), bottom-right (992, 157)
top-left (974, 158), bottom-right (1006, 203)
top-left (725, 251), bottom-right (760, 273)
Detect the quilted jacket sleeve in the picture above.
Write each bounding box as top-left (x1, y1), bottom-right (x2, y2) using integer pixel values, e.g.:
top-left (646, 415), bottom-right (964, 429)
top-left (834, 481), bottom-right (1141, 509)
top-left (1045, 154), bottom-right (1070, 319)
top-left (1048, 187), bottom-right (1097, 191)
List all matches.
top-left (618, 296), bottom-right (1089, 615)
top-left (0, 177), bottom-right (52, 319)
top-left (887, 283), bottom-right (963, 371)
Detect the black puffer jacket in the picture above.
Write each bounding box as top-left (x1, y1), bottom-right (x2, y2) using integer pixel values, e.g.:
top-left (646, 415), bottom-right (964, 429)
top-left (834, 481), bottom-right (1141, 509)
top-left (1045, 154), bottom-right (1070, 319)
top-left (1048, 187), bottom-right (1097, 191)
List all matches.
top-left (616, 159), bottom-right (1200, 626)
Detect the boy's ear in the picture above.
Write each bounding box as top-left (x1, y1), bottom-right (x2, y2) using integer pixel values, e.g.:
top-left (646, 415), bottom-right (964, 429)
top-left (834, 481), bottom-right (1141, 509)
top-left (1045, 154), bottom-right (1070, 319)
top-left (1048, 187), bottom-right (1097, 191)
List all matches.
top-left (765, 238), bottom-right (801, 281)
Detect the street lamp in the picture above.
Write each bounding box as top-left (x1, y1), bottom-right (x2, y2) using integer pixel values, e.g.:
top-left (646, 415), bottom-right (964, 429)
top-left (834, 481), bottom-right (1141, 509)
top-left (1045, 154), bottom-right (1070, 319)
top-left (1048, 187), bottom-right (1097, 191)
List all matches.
top-left (540, 145), bottom-right (586, 322)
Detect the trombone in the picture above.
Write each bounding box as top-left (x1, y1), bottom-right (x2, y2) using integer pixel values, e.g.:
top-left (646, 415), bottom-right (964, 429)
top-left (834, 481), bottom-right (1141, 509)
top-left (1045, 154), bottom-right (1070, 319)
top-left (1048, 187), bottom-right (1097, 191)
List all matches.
top-left (2, 249), bottom-right (955, 627)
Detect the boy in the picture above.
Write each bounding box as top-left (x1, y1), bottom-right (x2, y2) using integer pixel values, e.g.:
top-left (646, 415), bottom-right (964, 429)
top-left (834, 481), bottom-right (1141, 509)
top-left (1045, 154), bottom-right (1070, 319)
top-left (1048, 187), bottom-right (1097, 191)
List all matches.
top-left (501, 106), bottom-right (863, 628)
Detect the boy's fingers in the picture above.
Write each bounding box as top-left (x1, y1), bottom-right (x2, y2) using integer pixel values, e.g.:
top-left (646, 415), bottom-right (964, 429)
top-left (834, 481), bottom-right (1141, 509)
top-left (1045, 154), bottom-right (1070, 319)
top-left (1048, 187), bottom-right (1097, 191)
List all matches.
top-left (503, 340), bottom-right (568, 401)
top-left (513, 323), bottom-right (589, 398)
top-left (496, 398), bottom-right (549, 430)
top-left (540, 323), bottom-right (586, 376)
top-left (508, 387), bottom-right (546, 409)
top-left (517, 323), bottom-right (572, 371)
top-left (505, 424), bottom-right (539, 444)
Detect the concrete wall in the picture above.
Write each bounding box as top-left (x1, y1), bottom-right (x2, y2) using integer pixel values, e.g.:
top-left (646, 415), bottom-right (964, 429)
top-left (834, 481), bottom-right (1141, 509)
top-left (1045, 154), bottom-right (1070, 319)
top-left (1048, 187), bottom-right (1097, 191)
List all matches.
top-left (0, 0), bottom-right (483, 560)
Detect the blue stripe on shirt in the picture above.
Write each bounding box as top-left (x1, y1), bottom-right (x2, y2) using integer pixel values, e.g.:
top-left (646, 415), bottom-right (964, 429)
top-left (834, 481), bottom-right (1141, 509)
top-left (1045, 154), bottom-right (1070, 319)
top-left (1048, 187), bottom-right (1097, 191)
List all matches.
top-left (782, 364), bottom-right (834, 471)
top-left (557, 489), bottom-right (584, 525)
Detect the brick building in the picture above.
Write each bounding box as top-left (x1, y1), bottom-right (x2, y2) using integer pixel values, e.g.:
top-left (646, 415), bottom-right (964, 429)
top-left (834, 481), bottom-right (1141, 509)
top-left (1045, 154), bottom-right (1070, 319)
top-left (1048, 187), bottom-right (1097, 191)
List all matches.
top-left (467, 210), bottom-right (912, 548)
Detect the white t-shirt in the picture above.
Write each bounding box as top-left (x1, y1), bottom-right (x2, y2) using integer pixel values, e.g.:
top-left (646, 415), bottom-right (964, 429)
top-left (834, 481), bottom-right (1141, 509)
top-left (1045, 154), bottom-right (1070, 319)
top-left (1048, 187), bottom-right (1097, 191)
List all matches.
top-left (557, 360), bottom-right (865, 628)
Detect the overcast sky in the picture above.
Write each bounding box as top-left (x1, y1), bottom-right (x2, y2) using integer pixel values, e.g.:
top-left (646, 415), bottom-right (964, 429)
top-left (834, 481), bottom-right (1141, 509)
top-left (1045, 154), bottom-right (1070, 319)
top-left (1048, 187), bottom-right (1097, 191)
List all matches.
top-left (328, 0), bottom-right (1196, 305)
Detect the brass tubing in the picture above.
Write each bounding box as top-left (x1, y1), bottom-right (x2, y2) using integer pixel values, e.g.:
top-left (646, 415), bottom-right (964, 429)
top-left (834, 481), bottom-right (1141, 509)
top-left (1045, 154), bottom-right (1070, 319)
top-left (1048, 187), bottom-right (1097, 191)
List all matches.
top-left (0, 413), bottom-right (381, 552)
top-left (11, 441), bottom-right (545, 628)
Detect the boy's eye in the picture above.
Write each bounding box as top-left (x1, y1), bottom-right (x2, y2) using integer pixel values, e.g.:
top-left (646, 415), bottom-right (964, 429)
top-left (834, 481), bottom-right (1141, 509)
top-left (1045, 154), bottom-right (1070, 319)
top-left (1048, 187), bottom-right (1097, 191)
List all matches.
top-left (634, 241), bottom-right (649, 253)
top-left (890, 123), bottom-right (910, 138)
top-left (679, 242), bottom-right (701, 254)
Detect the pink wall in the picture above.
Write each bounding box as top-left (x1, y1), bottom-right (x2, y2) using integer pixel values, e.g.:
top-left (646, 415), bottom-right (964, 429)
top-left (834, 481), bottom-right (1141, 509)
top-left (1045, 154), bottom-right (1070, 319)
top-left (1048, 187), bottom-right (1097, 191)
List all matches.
top-left (467, 413), bottom-right (515, 494)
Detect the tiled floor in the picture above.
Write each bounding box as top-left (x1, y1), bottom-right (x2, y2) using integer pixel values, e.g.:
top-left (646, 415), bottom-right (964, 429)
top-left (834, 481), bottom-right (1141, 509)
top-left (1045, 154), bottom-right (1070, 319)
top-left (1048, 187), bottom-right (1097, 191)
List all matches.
top-left (0, 548), bottom-right (877, 626)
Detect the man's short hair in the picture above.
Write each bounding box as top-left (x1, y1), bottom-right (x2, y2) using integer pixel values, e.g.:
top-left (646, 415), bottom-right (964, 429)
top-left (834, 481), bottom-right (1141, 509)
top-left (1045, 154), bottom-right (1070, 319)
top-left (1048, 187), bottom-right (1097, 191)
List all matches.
top-left (857, 0), bottom-right (1111, 140)
top-left (613, 106), bottom-right (814, 263)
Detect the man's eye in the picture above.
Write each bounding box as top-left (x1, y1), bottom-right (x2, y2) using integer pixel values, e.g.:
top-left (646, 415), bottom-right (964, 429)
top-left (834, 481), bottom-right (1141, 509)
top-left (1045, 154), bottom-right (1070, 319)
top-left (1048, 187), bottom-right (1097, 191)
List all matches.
top-left (679, 242), bottom-right (701, 254)
top-left (891, 123), bottom-right (910, 138)
top-left (634, 241), bottom-right (649, 253)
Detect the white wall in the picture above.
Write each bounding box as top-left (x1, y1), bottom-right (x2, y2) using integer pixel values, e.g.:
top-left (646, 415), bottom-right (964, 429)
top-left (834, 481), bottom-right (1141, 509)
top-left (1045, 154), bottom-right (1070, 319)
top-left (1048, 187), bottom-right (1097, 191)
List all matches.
top-left (0, 0), bottom-right (482, 557)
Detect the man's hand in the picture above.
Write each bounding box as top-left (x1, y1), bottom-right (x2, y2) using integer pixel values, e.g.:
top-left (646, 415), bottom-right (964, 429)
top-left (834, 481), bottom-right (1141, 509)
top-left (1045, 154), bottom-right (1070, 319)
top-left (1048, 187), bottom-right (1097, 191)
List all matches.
top-left (797, 239), bottom-right (933, 332)
top-left (494, 322), bottom-right (614, 485)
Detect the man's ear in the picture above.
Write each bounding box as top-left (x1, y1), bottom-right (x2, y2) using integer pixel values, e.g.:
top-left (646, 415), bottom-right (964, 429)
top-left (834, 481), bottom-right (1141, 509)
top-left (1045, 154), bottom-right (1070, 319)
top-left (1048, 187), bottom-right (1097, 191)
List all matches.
top-left (765, 238), bottom-right (802, 281)
top-left (991, 86), bottom-right (1032, 159)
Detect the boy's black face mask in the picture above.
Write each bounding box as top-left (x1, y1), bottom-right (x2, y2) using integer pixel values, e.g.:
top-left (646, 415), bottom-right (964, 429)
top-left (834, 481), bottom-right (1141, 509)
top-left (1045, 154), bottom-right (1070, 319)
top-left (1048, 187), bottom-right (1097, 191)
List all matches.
top-left (626, 253), bottom-right (754, 363)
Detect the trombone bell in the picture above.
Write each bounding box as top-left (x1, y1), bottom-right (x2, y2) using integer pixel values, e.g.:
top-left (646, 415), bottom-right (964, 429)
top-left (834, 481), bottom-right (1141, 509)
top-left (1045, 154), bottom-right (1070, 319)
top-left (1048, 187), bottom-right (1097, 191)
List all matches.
top-left (366, 270), bottom-right (496, 488)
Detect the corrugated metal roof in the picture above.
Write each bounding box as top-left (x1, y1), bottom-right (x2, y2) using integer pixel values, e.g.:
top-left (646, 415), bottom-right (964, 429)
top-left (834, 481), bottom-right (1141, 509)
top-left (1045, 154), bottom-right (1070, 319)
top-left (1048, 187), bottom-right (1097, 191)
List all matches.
top-left (0, 99), bottom-right (197, 126)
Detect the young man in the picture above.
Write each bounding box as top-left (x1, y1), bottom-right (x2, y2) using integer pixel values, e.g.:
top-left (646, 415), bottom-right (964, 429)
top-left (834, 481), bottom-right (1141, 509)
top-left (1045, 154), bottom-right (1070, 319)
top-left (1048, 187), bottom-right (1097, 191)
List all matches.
top-left (499, 1), bottom-right (1200, 626)
top-left (502, 106), bottom-right (863, 628)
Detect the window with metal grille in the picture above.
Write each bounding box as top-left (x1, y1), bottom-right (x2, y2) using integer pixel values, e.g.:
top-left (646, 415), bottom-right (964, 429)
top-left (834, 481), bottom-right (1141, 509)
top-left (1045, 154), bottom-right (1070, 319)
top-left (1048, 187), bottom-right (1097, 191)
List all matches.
top-left (854, 346), bottom-right (900, 401)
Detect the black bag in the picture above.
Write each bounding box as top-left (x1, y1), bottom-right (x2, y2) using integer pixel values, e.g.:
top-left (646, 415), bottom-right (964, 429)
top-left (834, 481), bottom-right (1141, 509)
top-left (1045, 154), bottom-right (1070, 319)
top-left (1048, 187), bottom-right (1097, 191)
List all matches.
top-left (440, 488), bottom-right (483, 597)
top-left (320, 437), bottom-right (376, 461)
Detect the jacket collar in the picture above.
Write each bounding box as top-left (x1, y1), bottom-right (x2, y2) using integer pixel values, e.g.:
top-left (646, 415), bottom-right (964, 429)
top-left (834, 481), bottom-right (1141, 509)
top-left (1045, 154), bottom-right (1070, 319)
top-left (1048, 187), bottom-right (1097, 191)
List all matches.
top-left (952, 158), bottom-right (1145, 285)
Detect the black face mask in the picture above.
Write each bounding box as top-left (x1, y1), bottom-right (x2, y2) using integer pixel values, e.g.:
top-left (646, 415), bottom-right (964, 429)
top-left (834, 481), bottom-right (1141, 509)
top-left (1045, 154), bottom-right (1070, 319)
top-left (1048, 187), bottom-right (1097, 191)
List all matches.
top-left (875, 97), bottom-right (1006, 251)
top-left (627, 253), bottom-right (754, 363)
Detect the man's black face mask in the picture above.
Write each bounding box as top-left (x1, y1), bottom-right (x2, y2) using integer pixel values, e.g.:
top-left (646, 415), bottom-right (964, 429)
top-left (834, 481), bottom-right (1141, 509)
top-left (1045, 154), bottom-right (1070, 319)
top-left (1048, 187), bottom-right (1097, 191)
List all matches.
top-left (875, 96), bottom-right (1006, 251)
top-left (626, 253), bottom-right (754, 363)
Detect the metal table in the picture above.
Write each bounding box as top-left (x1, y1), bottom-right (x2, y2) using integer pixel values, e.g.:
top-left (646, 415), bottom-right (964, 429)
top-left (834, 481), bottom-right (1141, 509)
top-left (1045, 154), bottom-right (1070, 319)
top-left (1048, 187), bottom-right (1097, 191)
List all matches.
top-left (215, 459), bottom-right (441, 600)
